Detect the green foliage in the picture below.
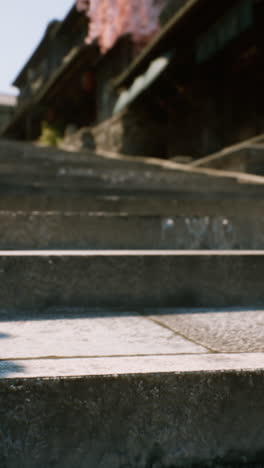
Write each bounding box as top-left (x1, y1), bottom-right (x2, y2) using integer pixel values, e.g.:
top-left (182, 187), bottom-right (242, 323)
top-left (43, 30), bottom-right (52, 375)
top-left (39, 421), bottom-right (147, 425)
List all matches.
top-left (39, 121), bottom-right (63, 147)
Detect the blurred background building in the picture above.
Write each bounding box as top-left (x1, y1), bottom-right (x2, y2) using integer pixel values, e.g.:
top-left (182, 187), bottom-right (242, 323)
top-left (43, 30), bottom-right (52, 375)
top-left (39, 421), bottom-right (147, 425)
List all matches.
top-left (2, 0), bottom-right (263, 160)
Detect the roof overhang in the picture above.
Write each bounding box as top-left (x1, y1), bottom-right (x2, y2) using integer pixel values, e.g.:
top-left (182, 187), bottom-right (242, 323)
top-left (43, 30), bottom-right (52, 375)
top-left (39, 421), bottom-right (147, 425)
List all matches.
top-left (2, 43), bottom-right (99, 138)
top-left (113, 0), bottom-right (248, 89)
top-left (13, 4), bottom-right (81, 88)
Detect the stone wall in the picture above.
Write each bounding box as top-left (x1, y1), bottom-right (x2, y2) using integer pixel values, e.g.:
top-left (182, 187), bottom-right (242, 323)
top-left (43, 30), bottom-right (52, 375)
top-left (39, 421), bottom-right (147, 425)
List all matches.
top-left (92, 106), bottom-right (167, 157)
top-left (62, 105), bottom-right (167, 157)
top-left (0, 105), bottom-right (15, 134)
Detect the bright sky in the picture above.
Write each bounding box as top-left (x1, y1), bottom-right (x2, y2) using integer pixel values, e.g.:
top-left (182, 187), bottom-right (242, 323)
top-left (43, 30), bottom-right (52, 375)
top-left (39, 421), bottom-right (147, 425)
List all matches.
top-left (0, 0), bottom-right (74, 95)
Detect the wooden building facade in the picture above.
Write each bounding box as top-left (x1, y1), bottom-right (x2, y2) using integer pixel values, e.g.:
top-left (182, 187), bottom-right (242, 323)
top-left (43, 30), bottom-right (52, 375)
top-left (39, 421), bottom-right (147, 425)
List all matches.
top-left (3, 0), bottom-right (264, 160)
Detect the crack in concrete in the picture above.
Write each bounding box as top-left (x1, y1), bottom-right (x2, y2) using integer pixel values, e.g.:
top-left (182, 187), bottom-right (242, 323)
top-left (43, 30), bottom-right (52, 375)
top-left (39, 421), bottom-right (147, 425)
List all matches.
top-left (0, 352), bottom-right (213, 361)
top-left (144, 315), bottom-right (218, 353)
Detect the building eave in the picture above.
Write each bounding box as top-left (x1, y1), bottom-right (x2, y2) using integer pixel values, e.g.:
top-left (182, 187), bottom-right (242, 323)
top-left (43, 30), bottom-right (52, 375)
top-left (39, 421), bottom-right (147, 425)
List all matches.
top-left (113, 0), bottom-right (202, 89)
top-left (3, 43), bottom-right (99, 138)
top-left (113, 0), bottom-right (245, 89)
top-left (13, 20), bottom-right (62, 88)
top-left (12, 4), bottom-right (82, 88)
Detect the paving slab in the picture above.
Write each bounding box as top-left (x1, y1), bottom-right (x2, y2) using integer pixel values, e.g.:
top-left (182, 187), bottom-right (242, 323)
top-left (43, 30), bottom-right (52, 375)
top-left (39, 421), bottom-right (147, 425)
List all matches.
top-left (0, 308), bottom-right (262, 377)
top-left (147, 308), bottom-right (264, 352)
top-left (0, 310), bottom-right (205, 360)
top-left (0, 353), bottom-right (263, 378)
top-left (1, 308), bottom-right (264, 467)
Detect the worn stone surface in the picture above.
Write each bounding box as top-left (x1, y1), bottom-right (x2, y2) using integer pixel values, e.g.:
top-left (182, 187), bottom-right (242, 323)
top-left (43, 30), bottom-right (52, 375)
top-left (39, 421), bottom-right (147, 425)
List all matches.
top-left (1, 137), bottom-right (264, 467)
top-left (0, 195), bottom-right (263, 214)
top-left (147, 308), bottom-right (264, 352)
top-left (1, 139), bottom-right (264, 198)
top-left (1, 308), bottom-right (264, 466)
top-left (0, 251), bottom-right (263, 309)
top-left (91, 107), bottom-right (167, 156)
top-left (1, 370), bottom-right (264, 467)
top-left (1, 166), bottom-right (259, 195)
top-left (1, 353), bottom-right (264, 378)
top-left (0, 309), bottom-right (205, 360)
top-left (1, 308), bottom-right (264, 377)
top-left (193, 143), bottom-right (264, 176)
top-left (2, 212), bottom-right (264, 249)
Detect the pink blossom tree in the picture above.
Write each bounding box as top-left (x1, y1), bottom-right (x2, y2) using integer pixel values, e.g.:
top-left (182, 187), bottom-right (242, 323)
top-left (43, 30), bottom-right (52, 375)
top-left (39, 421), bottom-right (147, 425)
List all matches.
top-left (76, 0), bottom-right (165, 53)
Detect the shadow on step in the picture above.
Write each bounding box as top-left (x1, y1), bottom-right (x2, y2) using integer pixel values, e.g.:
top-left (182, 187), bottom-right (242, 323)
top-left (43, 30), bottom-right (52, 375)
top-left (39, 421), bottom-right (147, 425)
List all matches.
top-left (0, 361), bottom-right (24, 378)
top-left (0, 331), bottom-right (25, 378)
top-left (0, 306), bottom-right (262, 322)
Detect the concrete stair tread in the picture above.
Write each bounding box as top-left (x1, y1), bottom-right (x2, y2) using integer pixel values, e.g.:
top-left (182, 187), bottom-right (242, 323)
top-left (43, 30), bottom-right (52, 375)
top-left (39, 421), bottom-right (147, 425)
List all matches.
top-left (1, 138), bottom-right (264, 466)
top-left (1, 307), bottom-right (264, 379)
top-left (0, 171), bottom-right (259, 188)
top-left (3, 139), bottom-right (264, 191)
top-left (0, 248), bottom-right (263, 254)
top-left (0, 249), bottom-right (264, 258)
top-left (1, 354), bottom-right (263, 379)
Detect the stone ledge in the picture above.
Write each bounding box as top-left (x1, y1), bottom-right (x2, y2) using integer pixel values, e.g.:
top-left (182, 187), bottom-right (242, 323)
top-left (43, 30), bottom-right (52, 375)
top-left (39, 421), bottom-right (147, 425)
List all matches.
top-left (1, 363), bottom-right (264, 467)
top-left (1, 353), bottom-right (264, 379)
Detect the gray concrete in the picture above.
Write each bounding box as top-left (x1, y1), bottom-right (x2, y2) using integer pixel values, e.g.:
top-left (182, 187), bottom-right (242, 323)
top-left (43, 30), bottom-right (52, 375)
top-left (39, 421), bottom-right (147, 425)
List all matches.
top-left (1, 307), bottom-right (263, 374)
top-left (1, 364), bottom-right (264, 467)
top-left (148, 308), bottom-right (264, 352)
top-left (1, 352), bottom-right (264, 378)
top-left (0, 195), bottom-right (263, 214)
top-left (2, 211), bottom-right (264, 249)
top-left (1, 138), bottom-right (264, 467)
top-left (2, 139), bottom-right (264, 199)
top-left (1, 307), bottom-right (264, 467)
top-left (1, 170), bottom-right (263, 194)
top-left (0, 250), bottom-right (263, 309)
top-left (192, 143), bottom-right (264, 175)
top-left (0, 310), bottom-right (205, 360)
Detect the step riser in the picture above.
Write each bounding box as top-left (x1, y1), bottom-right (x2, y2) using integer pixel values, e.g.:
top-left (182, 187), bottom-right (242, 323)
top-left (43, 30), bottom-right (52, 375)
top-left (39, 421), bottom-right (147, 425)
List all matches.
top-left (0, 174), bottom-right (255, 190)
top-left (1, 180), bottom-right (264, 200)
top-left (1, 371), bottom-right (264, 468)
top-left (0, 213), bottom-right (263, 249)
top-left (0, 253), bottom-right (263, 309)
top-left (0, 197), bottom-right (263, 214)
top-left (3, 186), bottom-right (264, 200)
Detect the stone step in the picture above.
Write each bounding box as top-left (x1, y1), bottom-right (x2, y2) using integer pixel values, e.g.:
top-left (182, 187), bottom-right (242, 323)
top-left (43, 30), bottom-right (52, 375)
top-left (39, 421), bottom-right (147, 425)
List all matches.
top-left (0, 140), bottom-right (162, 169)
top-left (0, 155), bottom-right (180, 173)
top-left (1, 307), bottom-right (264, 468)
top-left (4, 185), bottom-right (264, 201)
top-left (0, 250), bottom-right (263, 309)
top-left (192, 143), bottom-right (264, 175)
top-left (1, 173), bottom-right (264, 200)
top-left (1, 211), bottom-right (264, 249)
top-left (0, 165), bottom-right (255, 187)
top-left (2, 141), bottom-right (264, 194)
top-left (1, 357), bottom-right (263, 468)
top-left (0, 194), bottom-right (263, 213)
